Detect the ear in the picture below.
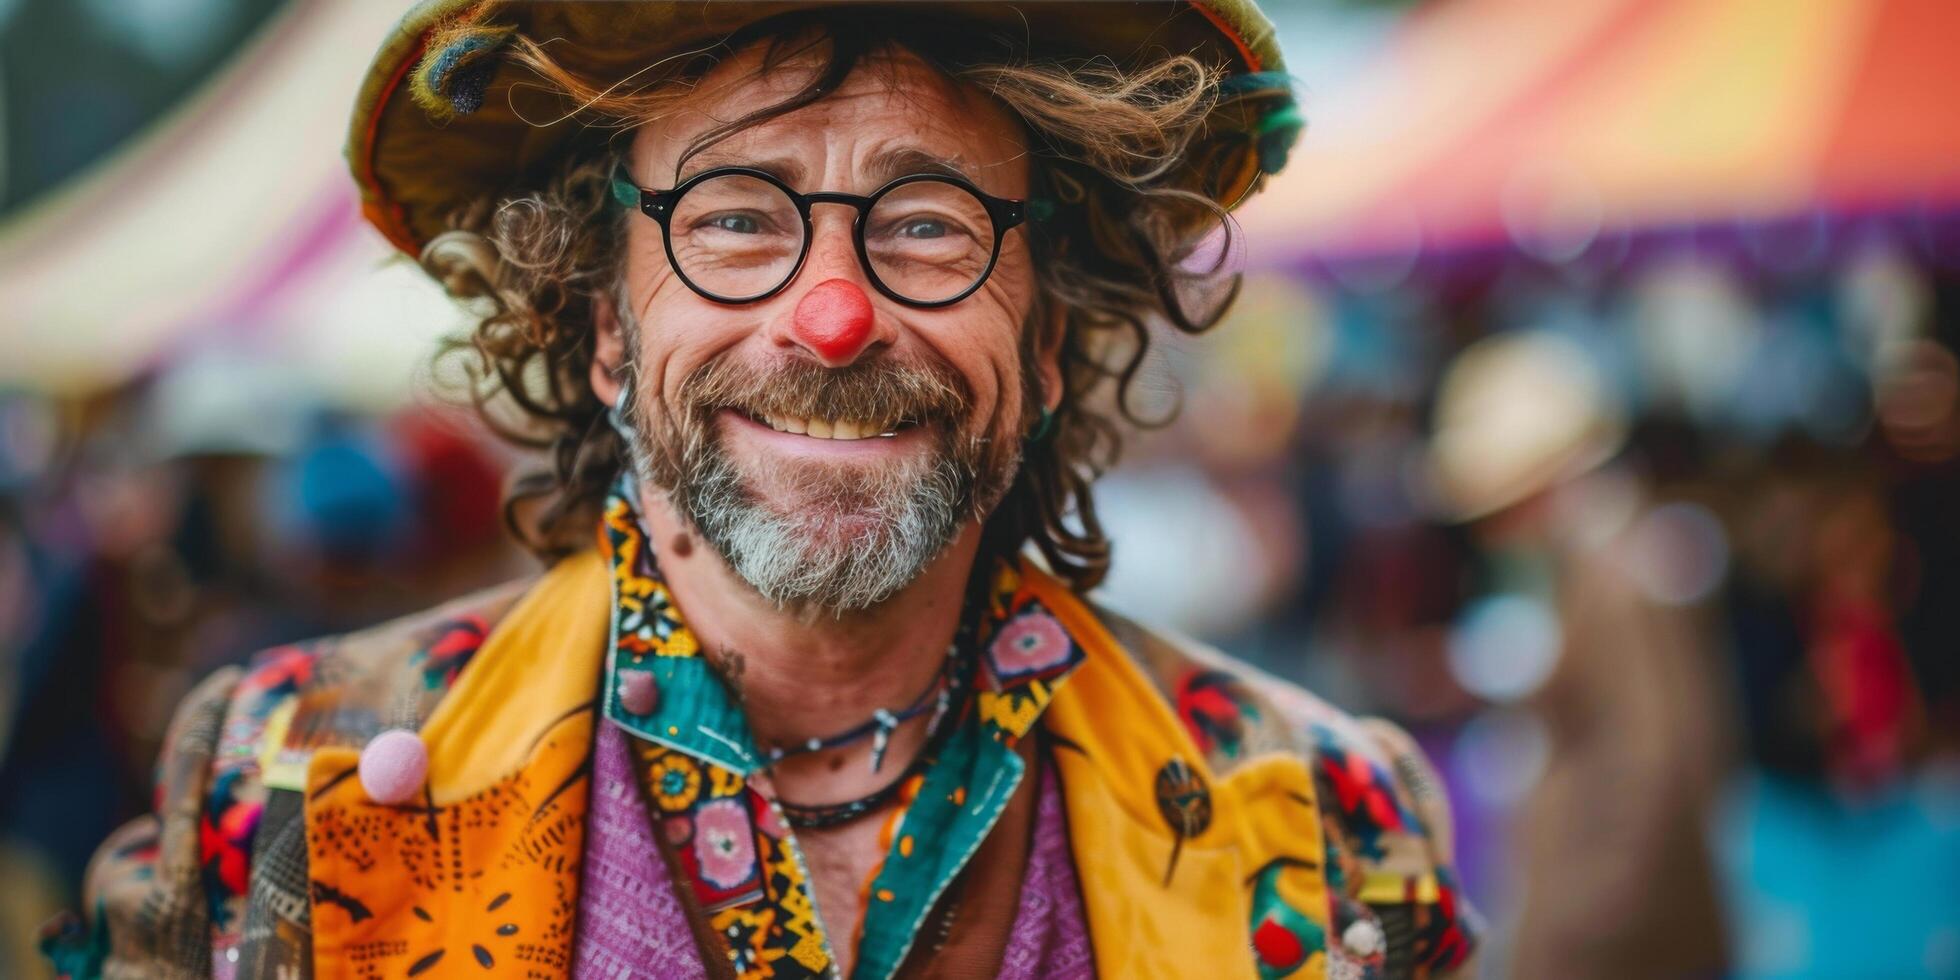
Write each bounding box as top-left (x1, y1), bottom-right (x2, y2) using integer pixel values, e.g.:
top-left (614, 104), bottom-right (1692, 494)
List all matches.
top-left (590, 289), bottom-right (627, 407)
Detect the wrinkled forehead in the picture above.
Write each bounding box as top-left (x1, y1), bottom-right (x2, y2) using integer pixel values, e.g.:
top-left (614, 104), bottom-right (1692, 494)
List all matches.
top-left (628, 40), bottom-right (1030, 193)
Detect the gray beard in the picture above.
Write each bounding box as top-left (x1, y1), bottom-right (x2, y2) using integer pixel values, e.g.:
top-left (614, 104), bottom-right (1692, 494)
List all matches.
top-left (615, 354), bottom-right (1017, 615)
top-left (615, 286), bottom-right (1034, 611)
top-left (677, 435), bottom-right (974, 612)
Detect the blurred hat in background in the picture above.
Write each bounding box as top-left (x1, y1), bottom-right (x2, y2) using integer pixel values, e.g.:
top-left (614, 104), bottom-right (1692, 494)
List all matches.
top-left (142, 349), bottom-right (313, 460)
top-left (1427, 332), bottom-right (1626, 522)
top-left (263, 426), bottom-right (411, 565)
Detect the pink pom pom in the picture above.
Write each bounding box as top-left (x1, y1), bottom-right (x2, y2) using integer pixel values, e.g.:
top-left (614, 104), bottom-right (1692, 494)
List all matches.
top-left (358, 729), bottom-right (429, 805)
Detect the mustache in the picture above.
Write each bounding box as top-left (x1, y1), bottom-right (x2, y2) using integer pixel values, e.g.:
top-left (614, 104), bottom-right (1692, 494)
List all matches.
top-left (675, 351), bottom-right (972, 427)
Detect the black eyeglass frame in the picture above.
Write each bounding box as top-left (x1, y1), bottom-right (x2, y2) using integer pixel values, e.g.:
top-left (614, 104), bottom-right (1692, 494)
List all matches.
top-left (621, 165), bottom-right (1029, 308)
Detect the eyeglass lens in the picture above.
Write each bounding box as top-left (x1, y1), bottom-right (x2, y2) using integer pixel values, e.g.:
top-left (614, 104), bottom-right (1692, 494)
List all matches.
top-left (667, 174), bottom-right (1000, 304)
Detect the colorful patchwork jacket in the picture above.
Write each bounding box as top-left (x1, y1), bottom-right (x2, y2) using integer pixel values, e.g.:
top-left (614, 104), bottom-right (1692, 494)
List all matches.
top-left (46, 549), bottom-right (1476, 979)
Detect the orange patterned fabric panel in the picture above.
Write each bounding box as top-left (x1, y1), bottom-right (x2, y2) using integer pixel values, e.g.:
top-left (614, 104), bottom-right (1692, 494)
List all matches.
top-left (302, 708), bottom-right (594, 978)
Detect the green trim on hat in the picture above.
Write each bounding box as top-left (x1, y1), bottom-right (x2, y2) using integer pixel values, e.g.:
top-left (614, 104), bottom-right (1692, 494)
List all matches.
top-left (348, 1), bottom-right (1298, 256)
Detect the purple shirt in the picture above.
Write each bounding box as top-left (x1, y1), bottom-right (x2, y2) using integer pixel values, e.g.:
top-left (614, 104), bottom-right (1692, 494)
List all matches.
top-left (572, 719), bottom-right (1092, 978)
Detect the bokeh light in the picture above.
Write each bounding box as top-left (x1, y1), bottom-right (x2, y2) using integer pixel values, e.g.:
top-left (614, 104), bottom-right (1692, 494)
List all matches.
top-left (1447, 594), bottom-right (1561, 703)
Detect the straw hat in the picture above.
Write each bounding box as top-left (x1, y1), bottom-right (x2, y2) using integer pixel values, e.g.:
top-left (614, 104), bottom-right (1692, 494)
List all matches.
top-left (345, 1), bottom-right (1301, 255)
top-left (1428, 332), bottom-right (1628, 522)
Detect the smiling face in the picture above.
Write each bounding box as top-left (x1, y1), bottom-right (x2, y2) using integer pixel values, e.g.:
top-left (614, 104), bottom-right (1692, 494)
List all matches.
top-left (592, 41), bottom-right (1058, 611)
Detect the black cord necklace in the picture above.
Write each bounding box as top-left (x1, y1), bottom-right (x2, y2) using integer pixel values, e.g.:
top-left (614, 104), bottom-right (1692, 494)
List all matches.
top-left (759, 635), bottom-right (964, 774)
top-left (775, 641), bottom-right (975, 830)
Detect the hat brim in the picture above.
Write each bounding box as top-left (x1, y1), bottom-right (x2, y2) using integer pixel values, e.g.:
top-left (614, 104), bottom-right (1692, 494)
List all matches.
top-left (347, 0), bottom-right (1293, 255)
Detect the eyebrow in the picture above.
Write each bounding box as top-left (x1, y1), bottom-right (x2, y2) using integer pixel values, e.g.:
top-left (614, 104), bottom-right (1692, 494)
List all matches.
top-left (674, 152), bottom-right (807, 188)
top-left (670, 146), bottom-right (978, 191)
top-left (864, 147), bottom-right (978, 186)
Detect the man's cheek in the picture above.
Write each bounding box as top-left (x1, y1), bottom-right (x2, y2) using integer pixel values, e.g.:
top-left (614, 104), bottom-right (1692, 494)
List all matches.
top-left (623, 265), bottom-right (691, 322)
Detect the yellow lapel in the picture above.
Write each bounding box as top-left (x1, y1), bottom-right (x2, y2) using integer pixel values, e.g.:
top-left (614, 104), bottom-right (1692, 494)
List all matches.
top-left (1027, 569), bottom-right (1333, 980)
top-left (302, 550), bottom-right (610, 978)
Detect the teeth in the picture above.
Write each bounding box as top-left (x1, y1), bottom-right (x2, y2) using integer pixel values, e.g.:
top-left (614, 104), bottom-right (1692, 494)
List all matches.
top-left (758, 414), bottom-right (904, 441)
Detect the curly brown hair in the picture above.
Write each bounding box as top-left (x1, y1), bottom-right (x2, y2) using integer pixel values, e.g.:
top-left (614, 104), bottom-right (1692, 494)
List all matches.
top-left (423, 10), bottom-right (1260, 591)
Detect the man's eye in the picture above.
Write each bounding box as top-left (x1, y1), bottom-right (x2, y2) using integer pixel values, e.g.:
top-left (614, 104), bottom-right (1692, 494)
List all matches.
top-left (896, 218), bottom-right (948, 239)
top-left (706, 213), bottom-right (763, 234)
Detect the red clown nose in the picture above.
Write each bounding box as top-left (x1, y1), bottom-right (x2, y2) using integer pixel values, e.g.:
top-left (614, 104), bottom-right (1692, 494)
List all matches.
top-left (791, 278), bottom-right (877, 364)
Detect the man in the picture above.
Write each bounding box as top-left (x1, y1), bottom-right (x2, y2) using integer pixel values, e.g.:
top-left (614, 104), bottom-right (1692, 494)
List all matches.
top-left (1427, 333), bottom-right (1728, 979)
top-left (45, 3), bottom-right (1475, 978)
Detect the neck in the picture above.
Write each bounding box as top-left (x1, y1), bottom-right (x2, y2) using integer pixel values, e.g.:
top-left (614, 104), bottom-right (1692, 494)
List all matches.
top-left (634, 487), bottom-right (982, 756)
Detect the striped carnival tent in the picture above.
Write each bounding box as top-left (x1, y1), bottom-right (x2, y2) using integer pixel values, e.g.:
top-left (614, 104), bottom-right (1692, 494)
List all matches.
top-left (0, 0), bottom-right (461, 401)
top-left (1238, 0), bottom-right (1960, 268)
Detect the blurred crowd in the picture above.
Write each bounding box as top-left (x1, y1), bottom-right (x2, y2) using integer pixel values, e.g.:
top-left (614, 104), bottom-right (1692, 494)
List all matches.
top-left (0, 363), bottom-right (527, 971)
top-left (1095, 231), bottom-right (1960, 976)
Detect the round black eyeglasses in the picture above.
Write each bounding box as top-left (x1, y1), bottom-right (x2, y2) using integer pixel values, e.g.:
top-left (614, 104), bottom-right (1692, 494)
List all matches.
top-left (612, 166), bottom-right (1029, 308)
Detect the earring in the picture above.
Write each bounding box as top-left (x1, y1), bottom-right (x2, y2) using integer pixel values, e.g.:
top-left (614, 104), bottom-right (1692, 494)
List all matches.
top-left (608, 376), bottom-right (636, 443)
top-left (1026, 406), bottom-right (1056, 444)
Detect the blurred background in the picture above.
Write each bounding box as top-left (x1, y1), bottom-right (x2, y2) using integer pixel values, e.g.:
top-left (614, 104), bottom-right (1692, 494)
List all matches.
top-left (2, 0), bottom-right (1958, 976)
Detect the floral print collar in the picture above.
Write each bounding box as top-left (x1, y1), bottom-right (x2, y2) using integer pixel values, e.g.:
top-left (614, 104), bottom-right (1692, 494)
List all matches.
top-left (597, 481), bottom-right (1086, 979)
